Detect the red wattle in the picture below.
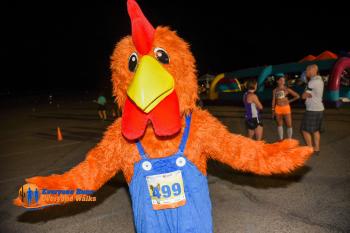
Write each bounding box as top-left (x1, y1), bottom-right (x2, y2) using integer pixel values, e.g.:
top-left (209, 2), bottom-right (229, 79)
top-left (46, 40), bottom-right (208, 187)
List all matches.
top-left (122, 91), bottom-right (181, 140)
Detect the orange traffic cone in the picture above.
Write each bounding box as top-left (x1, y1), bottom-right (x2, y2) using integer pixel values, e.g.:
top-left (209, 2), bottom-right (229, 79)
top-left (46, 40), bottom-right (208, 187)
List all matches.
top-left (57, 127), bottom-right (63, 141)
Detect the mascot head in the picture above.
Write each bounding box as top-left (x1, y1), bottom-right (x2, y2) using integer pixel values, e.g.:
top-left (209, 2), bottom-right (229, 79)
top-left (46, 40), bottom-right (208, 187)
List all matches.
top-left (111, 0), bottom-right (198, 140)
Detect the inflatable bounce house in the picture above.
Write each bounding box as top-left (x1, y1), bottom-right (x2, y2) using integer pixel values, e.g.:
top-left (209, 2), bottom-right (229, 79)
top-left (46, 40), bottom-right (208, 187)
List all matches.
top-left (209, 51), bottom-right (350, 107)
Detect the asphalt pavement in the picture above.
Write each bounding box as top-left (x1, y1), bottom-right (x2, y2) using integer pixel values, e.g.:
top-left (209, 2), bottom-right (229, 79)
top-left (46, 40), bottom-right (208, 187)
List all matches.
top-left (0, 100), bottom-right (349, 233)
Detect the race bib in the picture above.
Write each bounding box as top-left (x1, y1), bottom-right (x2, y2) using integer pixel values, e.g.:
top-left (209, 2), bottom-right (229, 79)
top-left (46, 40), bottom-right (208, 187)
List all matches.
top-left (276, 90), bottom-right (286, 99)
top-left (146, 170), bottom-right (186, 210)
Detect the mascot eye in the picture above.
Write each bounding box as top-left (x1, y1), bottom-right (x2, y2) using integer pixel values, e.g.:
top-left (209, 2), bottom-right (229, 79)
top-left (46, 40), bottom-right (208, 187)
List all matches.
top-left (128, 52), bottom-right (138, 72)
top-left (154, 47), bottom-right (170, 64)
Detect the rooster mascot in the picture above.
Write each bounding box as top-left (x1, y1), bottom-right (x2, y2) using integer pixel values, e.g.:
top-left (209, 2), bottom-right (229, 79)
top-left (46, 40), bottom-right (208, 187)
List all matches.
top-left (14, 1), bottom-right (313, 232)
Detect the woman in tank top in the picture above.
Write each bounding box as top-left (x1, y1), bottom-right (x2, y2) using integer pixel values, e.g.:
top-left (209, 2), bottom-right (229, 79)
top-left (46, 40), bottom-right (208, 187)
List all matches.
top-left (272, 73), bottom-right (300, 141)
top-left (243, 78), bottom-right (263, 140)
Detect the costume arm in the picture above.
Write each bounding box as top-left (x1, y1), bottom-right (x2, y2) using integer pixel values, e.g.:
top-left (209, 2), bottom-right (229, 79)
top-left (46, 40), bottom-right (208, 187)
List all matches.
top-left (197, 110), bottom-right (313, 175)
top-left (14, 119), bottom-right (124, 207)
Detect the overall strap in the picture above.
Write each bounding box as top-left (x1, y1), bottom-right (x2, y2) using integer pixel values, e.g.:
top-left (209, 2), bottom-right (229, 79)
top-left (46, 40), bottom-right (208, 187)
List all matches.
top-left (136, 141), bottom-right (148, 159)
top-left (178, 113), bottom-right (192, 153)
top-left (135, 113), bottom-right (192, 158)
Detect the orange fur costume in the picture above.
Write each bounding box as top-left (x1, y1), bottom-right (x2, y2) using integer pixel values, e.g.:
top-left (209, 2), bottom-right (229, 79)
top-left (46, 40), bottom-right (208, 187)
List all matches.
top-left (14, 0), bottom-right (313, 230)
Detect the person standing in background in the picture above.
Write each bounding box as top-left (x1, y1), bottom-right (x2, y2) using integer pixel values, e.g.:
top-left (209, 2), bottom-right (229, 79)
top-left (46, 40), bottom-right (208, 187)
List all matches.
top-left (96, 93), bottom-right (107, 120)
top-left (243, 79), bottom-right (264, 140)
top-left (272, 73), bottom-right (300, 140)
top-left (301, 64), bottom-right (324, 155)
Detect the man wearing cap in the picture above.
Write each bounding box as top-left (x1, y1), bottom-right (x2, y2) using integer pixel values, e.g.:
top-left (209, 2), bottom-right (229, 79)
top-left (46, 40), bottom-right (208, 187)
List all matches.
top-left (301, 64), bottom-right (324, 155)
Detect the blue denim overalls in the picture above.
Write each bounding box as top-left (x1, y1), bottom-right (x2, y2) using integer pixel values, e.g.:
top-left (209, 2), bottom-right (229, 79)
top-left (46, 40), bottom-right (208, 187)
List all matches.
top-left (129, 114), bottom-right (213, 233)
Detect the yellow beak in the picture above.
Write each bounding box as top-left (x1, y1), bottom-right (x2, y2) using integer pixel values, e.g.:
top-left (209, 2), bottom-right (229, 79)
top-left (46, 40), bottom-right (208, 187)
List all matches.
top-left (127, 55), bottom-right (175, 113)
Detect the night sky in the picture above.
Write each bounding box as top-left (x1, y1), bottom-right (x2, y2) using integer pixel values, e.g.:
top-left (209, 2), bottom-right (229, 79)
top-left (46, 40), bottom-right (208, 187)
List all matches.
top-left (3, 0), bottom-right (348, 91)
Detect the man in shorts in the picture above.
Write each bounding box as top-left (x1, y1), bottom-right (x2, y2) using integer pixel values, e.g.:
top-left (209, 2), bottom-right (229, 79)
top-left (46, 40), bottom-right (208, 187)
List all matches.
top-left (301, 64), bottom-right (324, 155)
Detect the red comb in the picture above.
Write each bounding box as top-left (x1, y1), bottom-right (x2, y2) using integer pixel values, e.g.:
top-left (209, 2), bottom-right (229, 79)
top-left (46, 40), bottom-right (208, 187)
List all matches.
top-left (127, 0), bottom-right (155, 55)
